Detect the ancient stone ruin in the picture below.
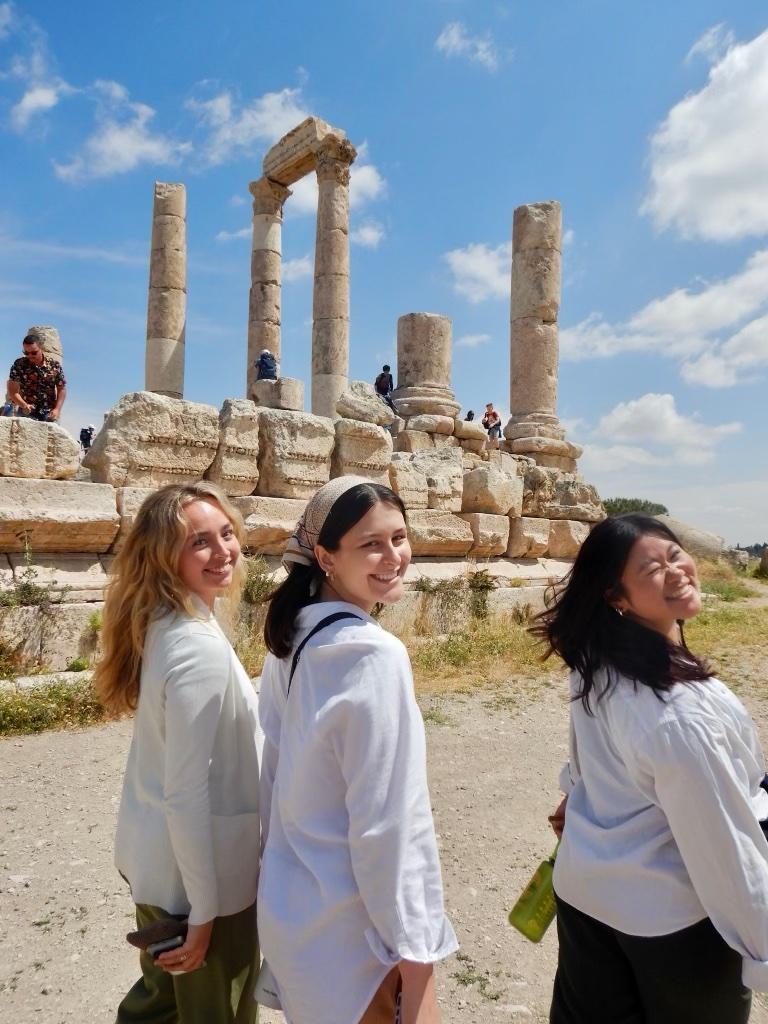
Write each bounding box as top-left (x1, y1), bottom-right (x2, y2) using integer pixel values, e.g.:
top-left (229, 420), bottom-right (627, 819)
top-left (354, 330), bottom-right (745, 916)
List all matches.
top-left (0, 115), bottom-right (605, 671)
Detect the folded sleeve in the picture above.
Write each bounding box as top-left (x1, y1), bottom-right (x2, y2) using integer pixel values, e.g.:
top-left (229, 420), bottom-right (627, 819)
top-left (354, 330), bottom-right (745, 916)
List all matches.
top-left (327, 636), bottom-right (458, 966)
top-left (644, 718), bottom-right (768, 990)
top-left (163, 630), bottom-right (230, 925)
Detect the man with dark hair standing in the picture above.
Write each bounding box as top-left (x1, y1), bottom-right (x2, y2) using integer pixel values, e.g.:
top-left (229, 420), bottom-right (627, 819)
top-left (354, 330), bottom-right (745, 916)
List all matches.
top-left (374, 363), bottom-right (395, 411)
top-left (7, 334), bottom-right (67, 422)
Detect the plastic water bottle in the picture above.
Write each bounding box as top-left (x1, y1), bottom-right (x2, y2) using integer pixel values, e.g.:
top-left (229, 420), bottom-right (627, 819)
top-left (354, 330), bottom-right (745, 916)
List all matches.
top-left (508, 843), bottom-right (559, 942)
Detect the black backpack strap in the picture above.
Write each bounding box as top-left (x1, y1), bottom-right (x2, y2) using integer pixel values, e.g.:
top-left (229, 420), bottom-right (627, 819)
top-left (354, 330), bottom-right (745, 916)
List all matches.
top-left (287, 612), bottom-right (361, 695)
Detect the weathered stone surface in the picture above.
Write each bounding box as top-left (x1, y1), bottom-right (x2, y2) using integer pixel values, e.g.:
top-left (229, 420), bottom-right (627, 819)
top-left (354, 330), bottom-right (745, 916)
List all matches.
top-left (0, 418), bottom-right (80, 480)
top-left (459, 513), bottom-right (510, 557)
top-left (654, 516), bottom-right (725, 561)
top-left (256, 409), bottom-right (334, 499)
top-left (432, 433), bottom-right (461, 448)
top-left (507, 436), bottom-right (582, 460)
top-left (336, 380), bottom-right (394, 426)
top-left (453, 418), bottom-right (488, 441)
top-left (394, 430), bottom-right (434, 453)
top-left (407, 510), bottom-right (474, 556)
top-left (332, 419), bottom-right (392, 483)
top-left (389, 385), bottom-right (460, 419)
top-left (523, 466), bottom-right (604, 522)
top-left (397, 313), bottom-right (452, 390)
top-left (462, 465), bottom-right (523, 517)
top-left (511, 248), bottom-right (561, 322)
top-left (503, 418), bottom-right (566, 442)
top-left (408, 449), bottom-right (463, 512)
top-left (0, 605), bottom-right (44, 672)
top-left (112, 487), bottom-right (154, 553)
top-left (513, 200), bottom-right (562, 254)
top-left (507, 516), bottom-right (550, 558)
top-left (0, 479), bottom-right (119, 553)
top-left (263, 116), bottom-right (346, 186)
top-left (548, 519), bottom-right (590, 558)
top-left (459, 438), bottom-right (486, 455)
top-left (231, 496), bottom-right (306, 554)
top-left (40, 602), bottom-right (101, 672)
top-left (152, 181), bottom-right (186, 219)
top-left (406, 414), bottom-right (454, 435)
top-left (388, 457), bottom-right (429, 510)
top-left (251, 377), bottom-right (304, 411)
top-left (510, 318), bottom-right (559, 421)
top-left (8, 553), bottom-right (107, 602)
top-left (535, 454), bottom-right (578, 472)
top-left (146, 184), bottom-right (186, 400)
top-left (83, 392), bottom-right (219, 488)
top-left (205, 399), bottom-right (260, 496)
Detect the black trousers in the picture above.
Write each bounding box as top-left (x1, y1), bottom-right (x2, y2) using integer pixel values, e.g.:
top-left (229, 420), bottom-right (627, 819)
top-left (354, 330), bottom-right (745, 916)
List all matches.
top-left (550, 896), bottom-right (751, 1024)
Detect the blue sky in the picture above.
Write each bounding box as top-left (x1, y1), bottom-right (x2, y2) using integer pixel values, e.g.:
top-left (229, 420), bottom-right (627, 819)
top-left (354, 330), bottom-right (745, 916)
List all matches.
top-left (1, 0), bottom-right (766, 544)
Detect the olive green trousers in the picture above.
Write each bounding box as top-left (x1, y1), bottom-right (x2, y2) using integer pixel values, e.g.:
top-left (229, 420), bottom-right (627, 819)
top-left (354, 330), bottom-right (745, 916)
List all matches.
top-left (116, 902), bottom-right (258, 1024)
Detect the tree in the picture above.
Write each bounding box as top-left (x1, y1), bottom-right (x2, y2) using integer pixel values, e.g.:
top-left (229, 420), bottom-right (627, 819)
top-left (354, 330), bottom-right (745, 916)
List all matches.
top-left (603, 497), bottom-right (669, 517)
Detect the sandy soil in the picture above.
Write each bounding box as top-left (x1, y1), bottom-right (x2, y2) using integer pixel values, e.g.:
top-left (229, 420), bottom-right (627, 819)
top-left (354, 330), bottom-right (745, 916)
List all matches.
top-left (2, 665), bottom-right (768, 1023)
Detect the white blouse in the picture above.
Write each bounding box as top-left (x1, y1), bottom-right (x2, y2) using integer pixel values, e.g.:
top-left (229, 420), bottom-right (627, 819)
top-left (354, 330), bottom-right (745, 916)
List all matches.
top-left (115, 597), bottom-right (262, 925)
top-left (555, 668), bottom-right (768, 990)
top-left (257, 601), bottom-right (457, 1024)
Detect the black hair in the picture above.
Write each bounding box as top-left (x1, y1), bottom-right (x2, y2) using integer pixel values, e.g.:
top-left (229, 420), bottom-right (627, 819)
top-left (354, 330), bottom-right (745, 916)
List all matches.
top-left (23, 335), bottom-right (41, 346)
top-left (530, 513), bottom-right (710, 712)
top-left (382, 364), bottom-right (391, 372)
top-left (264, 482), bottom-right (407, 658)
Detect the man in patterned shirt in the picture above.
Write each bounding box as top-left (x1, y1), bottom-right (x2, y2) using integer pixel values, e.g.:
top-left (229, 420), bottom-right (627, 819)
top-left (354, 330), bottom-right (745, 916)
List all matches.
top-left (7, 334), bottom-right (67, 422)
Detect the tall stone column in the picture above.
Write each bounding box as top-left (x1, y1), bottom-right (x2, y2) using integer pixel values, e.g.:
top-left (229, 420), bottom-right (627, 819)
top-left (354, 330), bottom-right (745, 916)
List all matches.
top-left (247, 176), bottom-right (291, 397)
top-left (392, 313), bottom-right (460, 417)
top-left (505, 200), bottom-right (582, 472)
top-left (145, 182), bottom-right (186, 399)
top-left (311, 136), bottom-right (356, 419)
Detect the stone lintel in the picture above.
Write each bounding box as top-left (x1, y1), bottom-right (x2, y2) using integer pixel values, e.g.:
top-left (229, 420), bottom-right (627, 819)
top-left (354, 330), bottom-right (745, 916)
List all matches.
top-left (262, 117), bottom-right (347, 186)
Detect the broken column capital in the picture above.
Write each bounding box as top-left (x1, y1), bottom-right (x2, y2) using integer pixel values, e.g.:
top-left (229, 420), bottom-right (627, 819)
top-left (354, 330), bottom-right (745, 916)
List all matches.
top-left (314, 137), bottom-right (357, 185)
top-left (249, 177), bottom-right (292, 217)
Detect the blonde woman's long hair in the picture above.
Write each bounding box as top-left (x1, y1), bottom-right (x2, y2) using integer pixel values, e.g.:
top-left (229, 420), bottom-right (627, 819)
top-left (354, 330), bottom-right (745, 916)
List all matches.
top-left (93, 481), bottom-right (247, 717)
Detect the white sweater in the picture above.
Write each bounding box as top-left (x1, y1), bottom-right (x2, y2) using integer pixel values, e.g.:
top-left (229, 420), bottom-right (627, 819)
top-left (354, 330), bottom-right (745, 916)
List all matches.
top-left (115, 597), bottom-right (262, 925)
top-left (257, 601), bottom-right (458, 1024)
top-left (555, 669), bottom-right (768, 990)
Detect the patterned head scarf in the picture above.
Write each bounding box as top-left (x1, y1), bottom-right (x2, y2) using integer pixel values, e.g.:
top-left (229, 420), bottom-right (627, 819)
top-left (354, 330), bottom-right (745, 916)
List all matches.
top-left (282, 475), bottom-right (371, 571)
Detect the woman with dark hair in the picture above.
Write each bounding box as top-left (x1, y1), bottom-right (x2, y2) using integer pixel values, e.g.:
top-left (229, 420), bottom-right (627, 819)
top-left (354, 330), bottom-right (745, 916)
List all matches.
top-left (534, 514), bottom-right (768, 1023)
top-left (257, 476), bottom-right (457, 1024)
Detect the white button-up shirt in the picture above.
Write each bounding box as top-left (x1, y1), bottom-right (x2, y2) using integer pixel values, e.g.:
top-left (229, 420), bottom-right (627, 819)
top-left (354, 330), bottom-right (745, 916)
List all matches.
top-left (257, 601), bottom-right (458, 1024)
top-left (555, 669), bottom-right (768, 990)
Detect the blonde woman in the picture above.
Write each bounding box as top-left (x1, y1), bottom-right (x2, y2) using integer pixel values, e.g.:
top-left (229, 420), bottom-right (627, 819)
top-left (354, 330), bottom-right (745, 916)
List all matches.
top-left (94, 482), bottom-right (261, 1024)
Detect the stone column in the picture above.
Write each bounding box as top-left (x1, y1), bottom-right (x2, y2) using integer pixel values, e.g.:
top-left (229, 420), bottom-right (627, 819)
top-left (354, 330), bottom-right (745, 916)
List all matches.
top-left (505, 201), bottom-right (581, 471)
top-left (311, 136), bottom-right (356, 419)
top-left (392, 313), bottom-right (460, 417)
top-left (26, 325), bottom-right (63, 364)
top-left (247, 176), bottom-right (291, 398)
top-left (145, 182), bottom-right (186, 399)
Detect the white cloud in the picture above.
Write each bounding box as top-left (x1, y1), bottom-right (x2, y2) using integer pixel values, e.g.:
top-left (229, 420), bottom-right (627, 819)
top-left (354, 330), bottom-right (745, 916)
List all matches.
top-left (643, 29), bottom-right (768, 240)
top-left (580, 444), bottom-right (662, 474)
top-left (283, 255), bottom-right (313, 282)
top-left (349, 162), bottom-right (386, 208)
top-left (595, 392), bottom-right (740, 465)
top-left (188, 86), bottom-right (308, 165)
top-left (685, 23), bottom-right (735, 65)
top-left (0, 2), bottom-right (13, 38)
top-left (11, 83), bottom-right (60, 128)
top-left (435, 21), bottom-right (499, 72)
top-left (561, 247), bottom-right (768, 383)
top-left (54, 81), bottom-right (190, 183)
top-left (0, 235), bottom-right (145, 265)
top-left (351, 221), bottom-right (385, 248)
top-left (230, 194), bottom-right (247, 206)
top-left (562, 228), bottom-right (575, 247)
top-left (456, 332), bottom-right (491, 348)
top-left (215, 227), bottom-right (251, 242)
top-left (443, 241), bottom-right (511, 302)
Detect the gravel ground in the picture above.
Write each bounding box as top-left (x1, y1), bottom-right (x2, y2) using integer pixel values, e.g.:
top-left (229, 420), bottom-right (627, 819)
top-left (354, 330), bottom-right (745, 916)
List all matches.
top-left (2, 665), bottom-right (768, 1023)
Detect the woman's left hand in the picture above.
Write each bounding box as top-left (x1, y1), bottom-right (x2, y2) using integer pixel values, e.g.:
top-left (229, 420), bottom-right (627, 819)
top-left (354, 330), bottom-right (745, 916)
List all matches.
top-left (548, 796), bottom-right (567, 839)
top-left (156, 920), bottom-right (213, 973)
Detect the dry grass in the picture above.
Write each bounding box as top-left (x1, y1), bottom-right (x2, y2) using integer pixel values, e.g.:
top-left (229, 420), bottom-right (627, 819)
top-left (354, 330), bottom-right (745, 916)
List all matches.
top-left (0, 678), bottom-right (106, 736)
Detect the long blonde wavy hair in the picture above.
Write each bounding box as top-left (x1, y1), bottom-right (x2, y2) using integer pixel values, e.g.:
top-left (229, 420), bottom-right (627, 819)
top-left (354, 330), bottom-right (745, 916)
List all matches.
top-left (93, 481), bottom-right (246, 717)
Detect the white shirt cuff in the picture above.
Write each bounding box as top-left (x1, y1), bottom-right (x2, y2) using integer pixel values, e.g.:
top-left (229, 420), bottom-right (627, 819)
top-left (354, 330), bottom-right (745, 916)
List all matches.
top-left (742, 956), bottom-right (768, 991)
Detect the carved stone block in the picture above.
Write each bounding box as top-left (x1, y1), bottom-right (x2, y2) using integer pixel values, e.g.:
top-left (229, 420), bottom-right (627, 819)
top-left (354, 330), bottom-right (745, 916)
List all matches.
top-left (0, 479), bottom-right (119, 553)
top-left (522, 466), bottom-right (604, 522)
top-left (394, 430), bottom-right (434, 453)
top-left (256, 409), bottom-right (334, 499)
top-left (406, 510), bottom-right (474, 557)
top-left (231, 496), bottom-right (307, 554)
top-left (332, 419), bottom-right (392, 484)
top-left (251, 378), bottom-right (304, 411)
top-left (458, 513), bottom-right (510, 557)
top-left (462, 466), bottom-right (523, 517)
top-left (408, 449), bottom-right (463, 512)
top-left (336, 380), bottom-right (394, 426)
top-left (205, 399), bottom-right (260, 497)
top-left (0, 418), bottom-right (80, 480)
top-left (388, 456), bottom-right (429, 510)
top-left (548, 519), bottom-right (590, 558)
top-left (507, 516), bottom-right (550, 558)
top-left (406, 414), bottom-right (455, 435)
top-left (112, 487), bottom-right (155, 553)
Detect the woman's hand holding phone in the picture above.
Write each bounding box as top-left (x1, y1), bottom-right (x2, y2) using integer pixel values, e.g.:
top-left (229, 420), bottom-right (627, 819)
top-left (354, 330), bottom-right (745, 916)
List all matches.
top-left (155, 920), bottom-right (214, 974)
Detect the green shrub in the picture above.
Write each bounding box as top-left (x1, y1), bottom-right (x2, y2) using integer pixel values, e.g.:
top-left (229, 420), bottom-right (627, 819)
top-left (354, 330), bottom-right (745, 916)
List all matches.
top-left (0, 679), bottom-right (105, 736)
top-left (66, 656), bottom-right (91, 672)
top-left (603, 498), bottom-right (669, 517)
top-left (241, 556), bottom-right (275, 606)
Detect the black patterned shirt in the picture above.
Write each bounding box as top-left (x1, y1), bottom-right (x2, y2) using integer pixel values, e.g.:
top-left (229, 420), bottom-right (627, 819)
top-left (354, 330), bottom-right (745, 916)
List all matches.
top-left (8, 356), bottom-right (66, 415)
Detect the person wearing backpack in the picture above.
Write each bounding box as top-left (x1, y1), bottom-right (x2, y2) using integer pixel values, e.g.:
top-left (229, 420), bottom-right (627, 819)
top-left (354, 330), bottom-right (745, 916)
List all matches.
top-left (257, 476), bottom-right (457, 1024)
top-left (79, 424), bottom-right (95, 452)
top-left (374, 364), bottom-right (396, 411)
top-left (254, 348), bottom-right (278, 381)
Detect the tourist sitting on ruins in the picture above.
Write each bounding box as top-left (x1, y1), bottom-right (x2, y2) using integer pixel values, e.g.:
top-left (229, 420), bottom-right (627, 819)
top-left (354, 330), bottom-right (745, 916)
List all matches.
top-left (374, 363), bottom-right (396, 411)
top-left (93, 482), bottom-right (261, 1024)
top-left (254, 347), bottom-right (278, 380)
top-left (464, 409), bottom-right (475, 421)
top-left (7, 333), bottom-right (67, 422)
top-left (481, 401), bottom-right (501, 447)
top-left (258, 477), bottom-right (457, 1024)
top-left (535, 514), bottom-right (768, 1024)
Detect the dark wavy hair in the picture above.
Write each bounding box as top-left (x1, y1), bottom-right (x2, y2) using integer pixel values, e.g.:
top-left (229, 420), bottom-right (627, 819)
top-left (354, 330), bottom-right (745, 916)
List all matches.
top-left (264, 482), bottom-right (407, 658)
top-left (530, 513), bottom-right (710, 712)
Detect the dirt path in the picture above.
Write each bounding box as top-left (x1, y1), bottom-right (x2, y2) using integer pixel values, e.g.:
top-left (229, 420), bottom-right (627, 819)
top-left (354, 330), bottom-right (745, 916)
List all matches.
top-left (2, 669), bottom-right (768, 1023)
